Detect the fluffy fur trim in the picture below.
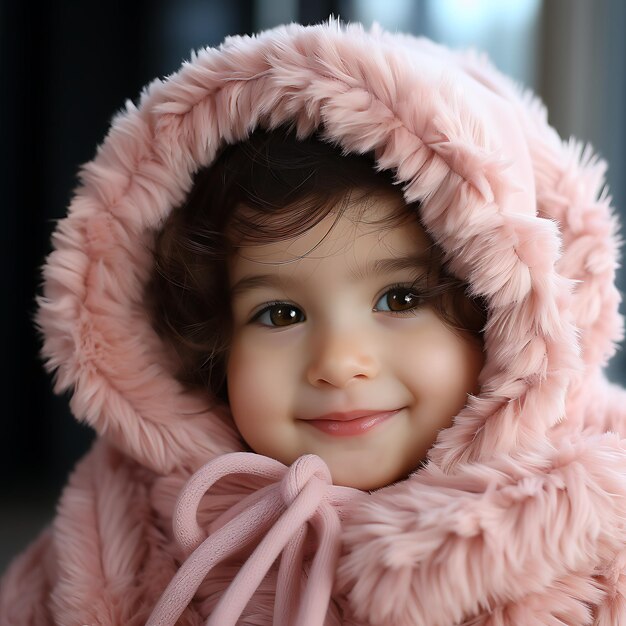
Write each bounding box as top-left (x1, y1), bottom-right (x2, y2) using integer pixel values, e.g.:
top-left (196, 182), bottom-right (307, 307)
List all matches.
top-left (337, 432), bottom-right (626, 625)
top-left (6, 433), bottom-right (626, 625)
top-left (35, 20), bottom-right (621, 476)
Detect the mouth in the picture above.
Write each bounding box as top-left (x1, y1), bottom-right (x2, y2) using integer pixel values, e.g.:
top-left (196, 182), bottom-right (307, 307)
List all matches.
top-left (302, 409), bottom-right (402, 437)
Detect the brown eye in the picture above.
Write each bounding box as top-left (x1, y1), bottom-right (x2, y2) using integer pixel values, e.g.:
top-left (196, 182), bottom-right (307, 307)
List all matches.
top-left (375, 287), bottom-right (422, 313)
top-left (254, 303), bottom-right (305, 327)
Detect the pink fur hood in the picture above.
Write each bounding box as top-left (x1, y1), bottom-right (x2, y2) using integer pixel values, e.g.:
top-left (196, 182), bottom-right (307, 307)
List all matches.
top-left (4, 19), bottom-right (626, 626)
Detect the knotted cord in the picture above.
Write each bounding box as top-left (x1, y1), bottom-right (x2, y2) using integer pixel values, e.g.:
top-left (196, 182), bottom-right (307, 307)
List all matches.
top-left (146, 452), bottom-right (359, 626)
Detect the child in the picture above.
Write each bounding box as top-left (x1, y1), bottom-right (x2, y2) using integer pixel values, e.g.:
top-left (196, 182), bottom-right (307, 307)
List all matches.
top-left (146, 125), bottom-right (486, 493)
top-left (3, 18), bottom-right (626, 626)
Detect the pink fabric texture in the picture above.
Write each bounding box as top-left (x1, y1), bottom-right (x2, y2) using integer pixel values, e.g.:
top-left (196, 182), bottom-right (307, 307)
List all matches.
top-left (147, 453), bottom-right (359, 625)
top-left (3, 18), bottom-right (626, 625)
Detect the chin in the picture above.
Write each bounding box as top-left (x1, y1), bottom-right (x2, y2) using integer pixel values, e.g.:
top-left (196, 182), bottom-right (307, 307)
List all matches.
top-left (330, 468), bottom-right (399, 492)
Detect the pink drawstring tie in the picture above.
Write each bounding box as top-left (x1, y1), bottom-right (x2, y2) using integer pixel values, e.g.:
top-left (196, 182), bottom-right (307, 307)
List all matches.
top-left (146, 452), bottom-right (359, 626)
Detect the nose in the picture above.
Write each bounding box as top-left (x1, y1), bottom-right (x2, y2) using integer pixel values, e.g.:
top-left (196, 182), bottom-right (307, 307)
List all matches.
top-left (306, 326), bottom-right (380, 388)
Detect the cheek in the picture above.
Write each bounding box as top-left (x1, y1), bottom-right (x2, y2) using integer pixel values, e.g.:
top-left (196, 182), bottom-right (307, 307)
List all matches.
top-left (226, 339), bottom-right (274, 421)
top-left (399, 320), bottom-right (483, 408)
top-left (225, 334), bottom-right (298, 453)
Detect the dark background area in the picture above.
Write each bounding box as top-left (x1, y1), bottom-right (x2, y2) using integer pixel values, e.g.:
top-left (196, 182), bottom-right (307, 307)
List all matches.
top-left (2, 0), bottom-right (626, 571)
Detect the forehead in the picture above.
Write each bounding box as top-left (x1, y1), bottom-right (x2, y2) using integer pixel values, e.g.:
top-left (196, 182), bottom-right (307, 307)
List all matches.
top-left (230, 189), bottom-right (431, 270)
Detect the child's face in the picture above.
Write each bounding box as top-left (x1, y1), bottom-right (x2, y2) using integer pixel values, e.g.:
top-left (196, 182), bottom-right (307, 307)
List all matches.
top-left (227, 189), bottom-right (484, 490)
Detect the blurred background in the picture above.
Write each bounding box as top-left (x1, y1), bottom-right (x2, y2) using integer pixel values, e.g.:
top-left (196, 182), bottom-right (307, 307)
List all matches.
top-left (2, 0), bottom-right (625, 571)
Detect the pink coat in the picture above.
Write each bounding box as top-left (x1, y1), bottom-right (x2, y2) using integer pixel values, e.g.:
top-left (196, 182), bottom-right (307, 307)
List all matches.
top-left (3, 19), bottom-right (626, 625)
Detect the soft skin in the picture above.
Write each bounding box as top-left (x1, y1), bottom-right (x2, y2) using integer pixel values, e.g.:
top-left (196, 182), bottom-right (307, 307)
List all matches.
top-left (227, 189), bottom-right (484, 490)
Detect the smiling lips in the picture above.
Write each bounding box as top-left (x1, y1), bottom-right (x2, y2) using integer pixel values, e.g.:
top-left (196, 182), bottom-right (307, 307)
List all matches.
top-left (304, 409), bottom-right (401, 437)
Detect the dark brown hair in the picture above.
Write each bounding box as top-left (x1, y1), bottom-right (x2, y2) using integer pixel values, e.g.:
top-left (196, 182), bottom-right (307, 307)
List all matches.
top-left (145, 126), bottom-right (485, 402)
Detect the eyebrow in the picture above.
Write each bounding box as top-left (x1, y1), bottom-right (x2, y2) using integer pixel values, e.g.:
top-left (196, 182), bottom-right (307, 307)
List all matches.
top-left (230, 254), bottom-right (431, 299)
top-left (230, 273), bottom-right (295, 298)
top-left (352, 254), bottom-right (431, 281)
